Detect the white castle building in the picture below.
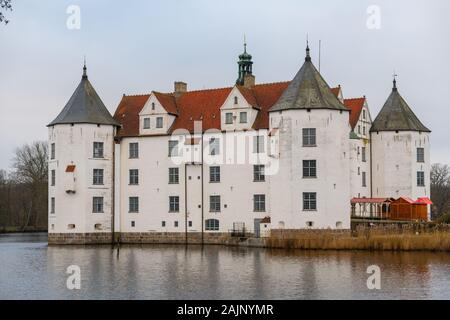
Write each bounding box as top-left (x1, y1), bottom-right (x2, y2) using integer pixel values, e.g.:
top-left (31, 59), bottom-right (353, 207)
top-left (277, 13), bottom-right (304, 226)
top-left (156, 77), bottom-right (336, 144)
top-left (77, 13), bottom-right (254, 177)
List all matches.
top-left (47, 44), bottom-right (431, 244)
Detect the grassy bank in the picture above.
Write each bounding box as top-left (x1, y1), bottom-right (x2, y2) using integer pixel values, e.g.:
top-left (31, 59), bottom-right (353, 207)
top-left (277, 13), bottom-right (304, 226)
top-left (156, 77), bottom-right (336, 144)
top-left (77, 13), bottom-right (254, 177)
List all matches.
top-left (266, 231), bottom-right (450, 251)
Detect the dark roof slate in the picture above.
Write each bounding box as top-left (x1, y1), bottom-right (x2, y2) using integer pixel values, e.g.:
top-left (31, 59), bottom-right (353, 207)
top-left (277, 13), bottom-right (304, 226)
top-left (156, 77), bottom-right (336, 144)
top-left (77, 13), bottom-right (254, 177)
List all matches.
top-left (370, 83), bottom-right (430, 132)
top-left (48, 68), bottom-right (120, 127)
top-left (269, 48), bottom-right (348, 112)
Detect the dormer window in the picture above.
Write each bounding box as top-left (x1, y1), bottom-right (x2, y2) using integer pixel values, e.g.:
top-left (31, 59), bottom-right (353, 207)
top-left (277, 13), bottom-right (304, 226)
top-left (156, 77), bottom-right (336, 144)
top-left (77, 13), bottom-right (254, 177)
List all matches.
top-left (156, 117), bottom-right (163, 128)
top-left (239, 112), bottom-right (247, 124)
top-left (143, 118), bottom-right (150, 129)
top-left (225, 113), bottom-right (233, 124)
top-left (234, 97), bottom-right (238, 105)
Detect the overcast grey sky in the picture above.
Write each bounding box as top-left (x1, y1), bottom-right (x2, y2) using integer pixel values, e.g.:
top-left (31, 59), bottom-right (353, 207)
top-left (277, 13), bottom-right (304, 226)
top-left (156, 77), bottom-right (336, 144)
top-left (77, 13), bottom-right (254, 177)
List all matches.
top-left (1, 0), bottom-right (449, 170)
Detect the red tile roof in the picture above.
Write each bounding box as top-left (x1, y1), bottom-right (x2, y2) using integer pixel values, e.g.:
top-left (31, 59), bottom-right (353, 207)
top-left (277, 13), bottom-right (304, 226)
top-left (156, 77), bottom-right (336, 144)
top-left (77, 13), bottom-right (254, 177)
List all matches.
top-left (114, 94), bottom-right (150, 137)
top-left (113, 83), bottom-right (289, 137)
top-left (114, 81), bottom-right (345, 137)
top-left (153, 92), bottom-right (178, 115)
top-left (330, 86), bottom-right (341, 97)
top-left (169, 87), bottom-right (232, 134)
top-left (344, 97), bottom-right (366, 130)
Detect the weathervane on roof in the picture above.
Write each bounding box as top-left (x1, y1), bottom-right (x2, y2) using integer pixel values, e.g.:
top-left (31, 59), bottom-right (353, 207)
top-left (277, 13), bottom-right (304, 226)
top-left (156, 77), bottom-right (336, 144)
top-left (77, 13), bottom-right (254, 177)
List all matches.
top-left (83, 55), bottom-right (88, 79)
top-left (244, 34), bottom-right (247, 53)
top-left (305, 34), bottom-right (311, 61)
top-left (393, 70), bottom-right (398, 91)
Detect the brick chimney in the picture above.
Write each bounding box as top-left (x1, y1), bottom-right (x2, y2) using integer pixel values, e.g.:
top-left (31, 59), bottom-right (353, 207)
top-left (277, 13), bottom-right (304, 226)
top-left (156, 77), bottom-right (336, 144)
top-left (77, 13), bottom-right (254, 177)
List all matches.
top-left (243, 74), bottom-right (255, 88)
top-left (174, 81), bottom-right (187, 97)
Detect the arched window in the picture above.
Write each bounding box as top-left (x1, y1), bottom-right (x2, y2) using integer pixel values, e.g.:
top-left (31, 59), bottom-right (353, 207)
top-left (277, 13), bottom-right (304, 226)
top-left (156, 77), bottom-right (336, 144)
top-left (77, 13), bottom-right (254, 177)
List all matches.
top-left (205, 219), bottom-right (219, 231)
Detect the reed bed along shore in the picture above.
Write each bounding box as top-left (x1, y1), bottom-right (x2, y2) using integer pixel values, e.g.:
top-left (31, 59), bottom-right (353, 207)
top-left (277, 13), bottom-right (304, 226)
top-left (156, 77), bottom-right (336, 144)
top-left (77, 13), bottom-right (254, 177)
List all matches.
top-left (266, 226), bottom-right (450, 251)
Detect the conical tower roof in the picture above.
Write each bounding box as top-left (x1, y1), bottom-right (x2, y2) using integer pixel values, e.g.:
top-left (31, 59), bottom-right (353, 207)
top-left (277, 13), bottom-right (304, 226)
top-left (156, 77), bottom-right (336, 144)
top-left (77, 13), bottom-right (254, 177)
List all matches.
top-left (48, 64), bottom-right (120, 127)
top-left (370, 79), bottom-right (430, 132)
top-left (270, 45), bottom-right (348, 112)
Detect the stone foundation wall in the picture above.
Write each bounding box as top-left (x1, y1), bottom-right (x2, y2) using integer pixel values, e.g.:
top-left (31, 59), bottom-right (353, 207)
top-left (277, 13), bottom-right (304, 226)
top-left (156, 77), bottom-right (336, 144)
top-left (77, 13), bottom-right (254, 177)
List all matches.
top-left (48, 233), bottom-right (113, 245)
top-left (119, 232), bottom-right (242, 245)
top-left (48, 230), bottom-right (352, 246)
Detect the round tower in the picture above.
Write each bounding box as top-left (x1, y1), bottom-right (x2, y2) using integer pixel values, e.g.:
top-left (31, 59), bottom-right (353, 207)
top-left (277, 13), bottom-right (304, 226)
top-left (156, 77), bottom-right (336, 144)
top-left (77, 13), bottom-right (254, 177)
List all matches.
top-left (47, 64), bottom-right (120, 244)
top-left (370, 78), bottom-right (431, 215)
top-left (268, 44), bottom-right (351, 230)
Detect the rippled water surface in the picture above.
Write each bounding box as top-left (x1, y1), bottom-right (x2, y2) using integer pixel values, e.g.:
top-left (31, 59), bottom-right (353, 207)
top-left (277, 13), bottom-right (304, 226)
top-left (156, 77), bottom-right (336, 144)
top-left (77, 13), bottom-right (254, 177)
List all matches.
top-left (1, 233), bottom-right (450, 299)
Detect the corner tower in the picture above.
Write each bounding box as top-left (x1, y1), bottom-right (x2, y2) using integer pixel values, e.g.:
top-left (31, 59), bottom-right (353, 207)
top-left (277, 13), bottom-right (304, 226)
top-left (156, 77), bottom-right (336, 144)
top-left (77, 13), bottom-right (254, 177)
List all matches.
top-left (268, 44), bottom-right (351, 230)
top-left (370, 78), bottom-right (431, 210)
top-left (47, 63), bottom-right (120, 244)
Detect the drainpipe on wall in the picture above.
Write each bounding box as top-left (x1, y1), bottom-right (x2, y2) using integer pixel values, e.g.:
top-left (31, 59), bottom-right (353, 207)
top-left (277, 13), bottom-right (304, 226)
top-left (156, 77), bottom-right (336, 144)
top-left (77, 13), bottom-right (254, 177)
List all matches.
top-left (201, 131), bottom-right (204, 245)
top-left (369, 133), bottom-right (373, 198)
top-left (184, 162), bottom-right (188, 245)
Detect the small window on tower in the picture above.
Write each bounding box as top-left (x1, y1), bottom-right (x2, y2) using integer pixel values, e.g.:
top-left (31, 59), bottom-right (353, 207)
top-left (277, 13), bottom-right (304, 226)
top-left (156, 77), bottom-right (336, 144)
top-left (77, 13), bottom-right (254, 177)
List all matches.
top-left (417, 148), bottom-right (425, 163)
top-left (417, 171), bottom-right (425, 187)
top-left (93, 169), bottom-right (104, 185)
top-left (51, 170), bottom-right (56, 186)
top-left (93, 197), bottom-right (104, 213)
top-left (50, 143), bottom-right (55, 160)
top-left (93, 142), bottom-right (104, 158)
top-left (302, 128), bottom-right (316, 146)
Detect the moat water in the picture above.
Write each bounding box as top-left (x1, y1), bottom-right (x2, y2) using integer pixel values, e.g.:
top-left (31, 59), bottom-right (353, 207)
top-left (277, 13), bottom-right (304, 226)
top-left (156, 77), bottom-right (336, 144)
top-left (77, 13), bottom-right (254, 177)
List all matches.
top-left (1, 233), bottom-right (450, 299)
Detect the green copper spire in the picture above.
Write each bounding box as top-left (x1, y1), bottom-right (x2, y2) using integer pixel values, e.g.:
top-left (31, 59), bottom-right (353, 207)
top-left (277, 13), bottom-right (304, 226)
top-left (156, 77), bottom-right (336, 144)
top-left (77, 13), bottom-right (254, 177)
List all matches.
top-left (236, 36), bottom-right (253, 85)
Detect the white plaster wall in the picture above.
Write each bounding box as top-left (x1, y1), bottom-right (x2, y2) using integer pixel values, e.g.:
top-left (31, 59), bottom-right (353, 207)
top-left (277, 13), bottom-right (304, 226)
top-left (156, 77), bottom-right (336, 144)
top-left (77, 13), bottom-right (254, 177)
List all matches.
top-left (371, 131), bottom-right (430, 201)
top-left (268, 109), bottom-right (351, 229)
top-left (119, 130), bottom-right (271, 233)
top-left (349, 138), bottom-right (371, 199)
top-left (48, 124), bottom-right (115, 234)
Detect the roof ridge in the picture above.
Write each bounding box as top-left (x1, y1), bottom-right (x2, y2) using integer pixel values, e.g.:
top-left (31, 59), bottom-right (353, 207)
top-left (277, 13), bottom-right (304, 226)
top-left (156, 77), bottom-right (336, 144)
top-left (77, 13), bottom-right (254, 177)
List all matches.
top-left (124, 93), bottom-right (151, 97)
top-left (123, 81), bottom-right (292, 98)
top-left (253, 81), bottom-right (290, 87)
top-left (172, 86), bottom-right (233, 94)
top-left (344, 97), bottom-right (365, 101)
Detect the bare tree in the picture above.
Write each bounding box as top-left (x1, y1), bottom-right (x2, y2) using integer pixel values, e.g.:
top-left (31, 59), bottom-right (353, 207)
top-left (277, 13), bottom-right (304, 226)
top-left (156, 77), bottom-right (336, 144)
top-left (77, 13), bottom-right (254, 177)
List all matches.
top-left (431, 163), bottom-right (450, 218)
top-left (0, 0), bottom-right (12, 25)
top-left (12, 141), bottom-right (48, 228)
